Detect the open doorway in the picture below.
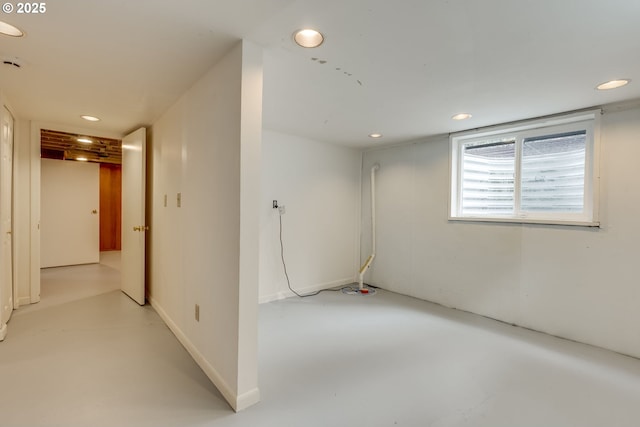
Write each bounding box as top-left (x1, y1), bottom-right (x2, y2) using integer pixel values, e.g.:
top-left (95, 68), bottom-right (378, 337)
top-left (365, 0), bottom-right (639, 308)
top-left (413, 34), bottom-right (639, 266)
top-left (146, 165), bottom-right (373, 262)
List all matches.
top-left (37, 129), bottom-right (123, 308)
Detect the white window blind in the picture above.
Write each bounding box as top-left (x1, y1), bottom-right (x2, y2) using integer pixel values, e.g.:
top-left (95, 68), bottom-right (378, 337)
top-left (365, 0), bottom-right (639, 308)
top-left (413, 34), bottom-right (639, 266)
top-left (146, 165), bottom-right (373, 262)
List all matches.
top-left (461, 140), bottom-right (515, 216)
top-left (520, 131), bottom-right (586, 213)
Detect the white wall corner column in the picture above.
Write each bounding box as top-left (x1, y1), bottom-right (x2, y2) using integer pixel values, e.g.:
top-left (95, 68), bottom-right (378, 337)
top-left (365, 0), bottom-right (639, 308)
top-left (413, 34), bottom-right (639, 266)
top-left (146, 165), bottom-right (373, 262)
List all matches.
top-left (236, 40), bottom-right (262, 411)
top-left (148, 39), bottom-right (262, 413)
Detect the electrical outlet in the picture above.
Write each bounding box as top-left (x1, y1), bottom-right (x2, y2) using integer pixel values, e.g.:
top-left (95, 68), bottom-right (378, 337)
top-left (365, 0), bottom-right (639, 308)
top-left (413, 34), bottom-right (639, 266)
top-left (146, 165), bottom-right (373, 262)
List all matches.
top-left (278, 205), bottom-right (286, 215)
top-left (177, 193), bottom-right (182, 208)
top-left (195, 304), bottom-right (200, 322)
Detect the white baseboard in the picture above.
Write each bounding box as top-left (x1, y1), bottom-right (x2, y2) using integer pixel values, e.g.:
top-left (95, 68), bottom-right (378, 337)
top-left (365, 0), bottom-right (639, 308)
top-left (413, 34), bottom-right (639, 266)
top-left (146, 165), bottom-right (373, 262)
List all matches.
top-left (236, 387), bottom-right (261, 412)
top-left (259, 277), bottom-right (356, 304)
top-left (0, 323), bottom-right (7, 341)
top-left (149, 297), bottom-right (259, 412)
top-left (18, 296), bottom-right (33, 307)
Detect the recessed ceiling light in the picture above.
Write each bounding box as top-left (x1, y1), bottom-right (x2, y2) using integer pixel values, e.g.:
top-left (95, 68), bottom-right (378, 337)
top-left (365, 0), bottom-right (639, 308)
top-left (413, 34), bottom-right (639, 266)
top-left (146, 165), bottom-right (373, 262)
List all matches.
top-left (369, 133), bottom-right (383, 139)
top-left (452, 113), bottom-right (473, 121)
top-left (77, 138), bottom-right (93, 144)
top-left (596, 79), bottom-right (630, 90)
top-left (0, 21), bottom-right (24, 37)
top-left (76, 157), bottom-right (89, 162)
top-left (81, 115), bottom-right (101, 122)
top-left (293, 29), bottom-right (324, 48)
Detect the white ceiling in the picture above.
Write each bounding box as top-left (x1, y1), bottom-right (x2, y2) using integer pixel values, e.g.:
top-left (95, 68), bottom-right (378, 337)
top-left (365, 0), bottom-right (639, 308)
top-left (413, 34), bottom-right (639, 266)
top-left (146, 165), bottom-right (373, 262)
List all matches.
top-left (1, 0), bottom-right (639, 147)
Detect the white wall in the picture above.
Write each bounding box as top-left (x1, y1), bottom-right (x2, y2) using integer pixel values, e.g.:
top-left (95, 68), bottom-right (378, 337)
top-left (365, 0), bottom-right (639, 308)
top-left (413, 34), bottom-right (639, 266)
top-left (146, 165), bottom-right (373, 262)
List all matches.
top-left (149, 40), bottom-right (261, 412)
top-left (40, 159), bottom-right (100, 268)
top-left (259, 130), bottom-right (361, 302)
top-left (361, 105), bottom-right (640, 359)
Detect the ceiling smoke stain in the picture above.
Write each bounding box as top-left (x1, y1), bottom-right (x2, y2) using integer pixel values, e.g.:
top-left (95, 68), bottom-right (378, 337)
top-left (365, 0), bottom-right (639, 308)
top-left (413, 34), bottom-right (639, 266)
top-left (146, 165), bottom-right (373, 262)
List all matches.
top-left (3, 61), bottom-right (20, 69)
top-left (308, 57), bottom-right (360, 84)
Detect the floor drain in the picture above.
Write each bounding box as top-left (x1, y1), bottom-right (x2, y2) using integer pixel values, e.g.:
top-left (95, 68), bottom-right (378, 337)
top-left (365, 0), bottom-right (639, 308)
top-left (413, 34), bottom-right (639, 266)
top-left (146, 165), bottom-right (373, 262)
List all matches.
top-left (341, 285), bottom-right (377, 296)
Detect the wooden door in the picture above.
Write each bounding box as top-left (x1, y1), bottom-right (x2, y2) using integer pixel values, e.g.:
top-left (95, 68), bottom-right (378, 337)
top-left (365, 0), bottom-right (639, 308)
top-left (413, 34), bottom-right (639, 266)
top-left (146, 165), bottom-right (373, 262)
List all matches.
top-left (100, 164), bottom-right (122, 251)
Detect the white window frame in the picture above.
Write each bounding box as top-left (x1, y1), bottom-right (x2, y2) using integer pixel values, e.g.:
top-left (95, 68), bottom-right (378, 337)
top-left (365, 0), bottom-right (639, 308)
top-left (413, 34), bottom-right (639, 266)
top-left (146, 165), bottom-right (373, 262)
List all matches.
top-left (449, 110), bottom-right (600, 226)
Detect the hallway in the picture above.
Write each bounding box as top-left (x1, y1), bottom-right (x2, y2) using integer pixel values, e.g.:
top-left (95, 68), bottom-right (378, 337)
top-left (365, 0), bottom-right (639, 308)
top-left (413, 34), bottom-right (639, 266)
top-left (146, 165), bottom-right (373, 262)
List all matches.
top-left (1, 254), bottom-right (228, 426)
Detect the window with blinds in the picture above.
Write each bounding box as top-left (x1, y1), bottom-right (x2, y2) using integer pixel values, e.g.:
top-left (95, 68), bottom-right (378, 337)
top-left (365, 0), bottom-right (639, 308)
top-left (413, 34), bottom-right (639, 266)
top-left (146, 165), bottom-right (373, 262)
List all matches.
top-left (450, 111), bottom-right (599, 226)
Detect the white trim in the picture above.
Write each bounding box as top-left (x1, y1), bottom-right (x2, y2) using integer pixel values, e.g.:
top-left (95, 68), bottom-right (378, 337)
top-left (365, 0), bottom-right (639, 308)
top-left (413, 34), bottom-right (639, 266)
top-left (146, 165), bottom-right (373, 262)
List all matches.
top-left (259, 277), bottom-right (356, 304)
top-left (0, 322), bottom-right (6, 341)
top-left (448, 217), bottom-right (600, 227)
top-left (6, 107), bottom-right (19, 311)
top-left (591, 112), bottom-right (602, 226)
top-left (236, 388), bottom-right (261, 412)
top-left (17, 296), bottom-right (32, 306)
top-left (149, 296), bottom-right (259, 412)
top-left (29, 122), bottom-right (41, 304)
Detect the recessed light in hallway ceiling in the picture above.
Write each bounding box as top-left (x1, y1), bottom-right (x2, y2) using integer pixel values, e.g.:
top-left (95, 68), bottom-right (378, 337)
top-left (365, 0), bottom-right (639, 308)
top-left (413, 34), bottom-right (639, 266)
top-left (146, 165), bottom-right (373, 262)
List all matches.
top-left (596, 79), bottom-right (630, 90)
top-left (0, 20), bottom-right (24, 37)
top-left (81, 115), bottom-right (101, 122)
top-left (369, 133), bottom-right (383, 139)
top-left (293, 29), bottom-right (324, 48)
top-left (452, 113), bottom-right (473, 121)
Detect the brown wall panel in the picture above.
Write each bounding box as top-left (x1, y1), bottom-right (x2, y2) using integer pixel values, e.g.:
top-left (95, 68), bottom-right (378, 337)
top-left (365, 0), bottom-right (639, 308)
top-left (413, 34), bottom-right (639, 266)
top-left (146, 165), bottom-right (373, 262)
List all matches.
top-left (99, 164), bottom-right (122, 251)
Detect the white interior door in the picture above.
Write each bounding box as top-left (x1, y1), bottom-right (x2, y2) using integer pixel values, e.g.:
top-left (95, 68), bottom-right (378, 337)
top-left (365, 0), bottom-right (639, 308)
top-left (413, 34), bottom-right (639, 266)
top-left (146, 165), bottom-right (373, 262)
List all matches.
top-left (121, 128), bottom-right (146, 305)
top-left (0, 107), bottom-right (14, 334)
top-left (40, 159), bottom-right (100, 267)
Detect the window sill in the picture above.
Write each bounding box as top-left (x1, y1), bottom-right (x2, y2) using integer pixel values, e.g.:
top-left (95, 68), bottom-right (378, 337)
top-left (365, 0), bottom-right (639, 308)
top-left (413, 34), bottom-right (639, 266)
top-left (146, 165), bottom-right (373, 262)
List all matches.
top-left (448, 216), bottom-right (600, 228)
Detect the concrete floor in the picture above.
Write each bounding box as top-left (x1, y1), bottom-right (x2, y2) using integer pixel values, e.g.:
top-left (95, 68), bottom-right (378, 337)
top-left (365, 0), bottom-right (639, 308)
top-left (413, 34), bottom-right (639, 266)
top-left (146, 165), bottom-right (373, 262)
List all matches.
top-left (2, 255), bottom-right (640, 426)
